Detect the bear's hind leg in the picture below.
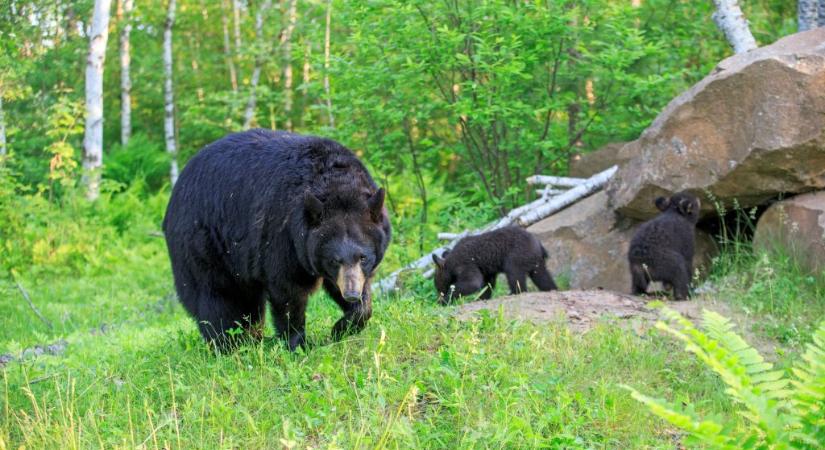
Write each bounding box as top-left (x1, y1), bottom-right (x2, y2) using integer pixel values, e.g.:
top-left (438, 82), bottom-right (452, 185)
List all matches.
top-left (630, 262), bottom-right (650, 296)
top-left (479, 276), bottom-right (496, 300)
top-left (658, 251), bottom-right (690, 301)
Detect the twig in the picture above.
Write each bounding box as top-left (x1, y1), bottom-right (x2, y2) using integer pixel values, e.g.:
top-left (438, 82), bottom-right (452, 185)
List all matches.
top-left (12, 275), bottom-right (53, 330)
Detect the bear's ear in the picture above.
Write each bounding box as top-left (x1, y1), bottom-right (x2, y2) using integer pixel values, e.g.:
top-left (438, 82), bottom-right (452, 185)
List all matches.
top-left (368, 188), bottom-right (386, 223)
top-left (678, 198), bottom-right (695, 216)
top-left (432, 254), bottom-right (445, 268)
top-left (654, 196), bottom-right (670, 212)
top-left (304, 193), bottom-right (324, 226)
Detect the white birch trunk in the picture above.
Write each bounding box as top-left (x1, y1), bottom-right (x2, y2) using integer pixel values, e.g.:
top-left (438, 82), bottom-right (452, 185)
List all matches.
top-left (119, 0), bottom-right (133, 146)
top-left (83, 0), bottom-right (113, 201)
top-left (798, 0), bottom-right (819, 31)
top-left (282, 0), bottom-right (297, 131)
top-left (324, 0), bottom-right (334, 128)
top-left (0, 96), bottom-right (6, 156)
top-left (164, 0), bottom-right (179, 185)
top-left (221, 0), bottom-right (238, 94)
top-left (232, 0), bottom-right (242, 56)
top-left (242, 0), bottom-right (274, 129)
top-left (711, 0), bottom-right (758, 54)
top-left (820, 0), bottom-right (825, 27)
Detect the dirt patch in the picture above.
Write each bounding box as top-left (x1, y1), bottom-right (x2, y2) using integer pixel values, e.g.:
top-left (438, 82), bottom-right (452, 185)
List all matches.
top-left (454, 289), bottom-right (776, 356)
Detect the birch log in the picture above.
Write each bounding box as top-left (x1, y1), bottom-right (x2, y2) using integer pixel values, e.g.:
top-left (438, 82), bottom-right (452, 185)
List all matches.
top-left (119, 0), bottom-right (133, 146)
top-left (82, 0), bottom-right (113, 201)
top-left (820, 0), bottom-right (825, 27)
top-left (163, 0), bottom-right (179, 185)
top-left (710, 0), bottom-right (758, 54)
top-left (242, 0), bottom-right (274, 129)
top-left (324, 0), bottom-right (334, 128)
top-left (526, 174), bottom-right (586, 187)
top-left (374, 165), bottom-right (618, 292)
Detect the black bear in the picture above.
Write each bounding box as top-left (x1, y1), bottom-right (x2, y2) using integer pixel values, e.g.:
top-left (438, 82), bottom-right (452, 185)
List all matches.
top-left (431, 226), bottom-right (557, 304)
top-left (628, 191), bottom-right (700, 300)
top-left (162, 129), bottom-right (391, 351)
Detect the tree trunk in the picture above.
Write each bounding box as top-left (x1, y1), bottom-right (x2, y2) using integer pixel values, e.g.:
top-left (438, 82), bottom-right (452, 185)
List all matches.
top-left (0, 96), bottom-right (6, 156)
top-left (221, 0), bottom-right (238, 94)
top-left (324, 0), bottom-right (334, 128)
top-left (820, 0), bottom-right (825, 27)
top-left (164, 0), bottom-right (179, 185)
top-left (82, 0), bottom-right (113, 201)
top-left (282, 0), bottom-right (298, 131)
top-left (242, 0), bottom-right (274, 129)
top-left (798, 0), bottom-right (819, 31)
top-left (232, 0), bottom-right (242, 56)
top-left (711, 0), bottom-right (758, 54)
top-left (119, 0), bottom-right (133, 146)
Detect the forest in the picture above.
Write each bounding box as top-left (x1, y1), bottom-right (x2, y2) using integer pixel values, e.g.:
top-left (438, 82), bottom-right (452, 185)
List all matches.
top-left (2, 0), bottom-right (825, 448)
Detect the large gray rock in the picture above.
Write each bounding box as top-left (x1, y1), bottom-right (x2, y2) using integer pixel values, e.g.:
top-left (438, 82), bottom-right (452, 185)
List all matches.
top-left (607, 29), bottom-right (825, 220)
top-left (569, 142), bottom-right (632, 178)
top-left (753, 191), bottom-right (825, 273)
top-left (528, 191), bottom-right (717, 292)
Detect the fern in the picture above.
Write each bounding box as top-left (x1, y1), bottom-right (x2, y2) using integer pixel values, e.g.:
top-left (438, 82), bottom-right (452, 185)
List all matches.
top-left (624, 308), bottom-right (825, 449)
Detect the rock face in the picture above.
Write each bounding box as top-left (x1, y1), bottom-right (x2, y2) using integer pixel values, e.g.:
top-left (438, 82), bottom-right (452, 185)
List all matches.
top-left (569, 142), bottom-right (632, 178)
top-left (607, 29), bottom-right (825, 220)
top-left (753, 191), bottom-right (825, 273)
top-left (528, 191), bottom-right (717, 292)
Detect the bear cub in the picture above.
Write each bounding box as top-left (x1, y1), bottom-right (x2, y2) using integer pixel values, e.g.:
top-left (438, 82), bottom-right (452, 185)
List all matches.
top-left (432, 226), bottom-right (557, 304)
top-left (628, 191), bottom-right (700, 300)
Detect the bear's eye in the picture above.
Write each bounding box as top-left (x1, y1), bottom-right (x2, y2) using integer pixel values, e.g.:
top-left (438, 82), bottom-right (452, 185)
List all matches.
top-left (334, 257), bottom-right (344, 265)
top-left (360, 255), bottom-right (367, 263)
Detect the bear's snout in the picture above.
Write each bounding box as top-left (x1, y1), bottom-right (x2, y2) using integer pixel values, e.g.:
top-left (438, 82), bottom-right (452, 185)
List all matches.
top-left (337, 264), bottom-right (366, 302)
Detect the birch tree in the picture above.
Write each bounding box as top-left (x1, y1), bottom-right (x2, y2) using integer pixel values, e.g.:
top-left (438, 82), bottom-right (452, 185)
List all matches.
top-left (163, 0), bottom-right (179, 184)
top-left (221, 0), bottom-right (238, 94)
top-left (0, 96), bottom-right (6, 156)
top-left (324, 0), bottom-right (334, 128)
top-left (82, 0), bottom-right (113, 200)
top-left (820, 0), bottom-right (825, 27)
top-left (798, 0), bottom-right (819, 31)
top-left (242, 0), bottom-right (274, 129)
top-left (118, 0), bottom-right (133, 146)
top-left (711, 0), bottom-right (758, 54)
top-left (282, 0), bottom-right (298, 131)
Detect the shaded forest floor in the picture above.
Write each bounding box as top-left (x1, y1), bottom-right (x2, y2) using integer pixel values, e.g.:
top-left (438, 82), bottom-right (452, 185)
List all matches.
top-left (1, 242), bottom-right (823, 448)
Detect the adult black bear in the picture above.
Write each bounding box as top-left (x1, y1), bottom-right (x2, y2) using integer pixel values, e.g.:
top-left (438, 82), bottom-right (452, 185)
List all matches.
top-left (628, 191), bottom-right (700, 300)
top-left (163, 130), bottom-right (391, 351)
top-left (432, 226), bottom-right (557, 304)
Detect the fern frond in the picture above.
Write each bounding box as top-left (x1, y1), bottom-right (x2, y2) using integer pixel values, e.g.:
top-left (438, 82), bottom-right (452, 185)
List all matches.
top-left (790, 321), bottom-right (825, 446)
top-left (620, 385), bottom-right (741, 450)
top-left (655, 308), bottom-right (792, 443)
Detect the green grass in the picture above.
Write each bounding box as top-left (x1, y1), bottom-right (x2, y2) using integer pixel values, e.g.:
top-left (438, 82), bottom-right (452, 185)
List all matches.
top-left (2, 217), bottom-right (822, 448)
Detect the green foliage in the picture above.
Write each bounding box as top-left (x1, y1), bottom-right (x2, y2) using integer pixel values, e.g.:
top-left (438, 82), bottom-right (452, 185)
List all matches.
top-left (624, 308), bottom-right (825, 449)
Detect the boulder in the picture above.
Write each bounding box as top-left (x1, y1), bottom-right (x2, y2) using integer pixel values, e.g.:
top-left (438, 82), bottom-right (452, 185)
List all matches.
top-left (607, 29), bottom-right (825, 220)
top-left (753, 191), bottom-right (825, 273)
top-left (569, 142), bottom-right (633, 178)
top-left (527, 191), bottom-right (717, 292)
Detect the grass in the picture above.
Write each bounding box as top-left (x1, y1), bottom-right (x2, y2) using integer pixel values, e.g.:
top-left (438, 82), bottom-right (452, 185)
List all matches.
top-left (1, 212), bottom-right (822, 448)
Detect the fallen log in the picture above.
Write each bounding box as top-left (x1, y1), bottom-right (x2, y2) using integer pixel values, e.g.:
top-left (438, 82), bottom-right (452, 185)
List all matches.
top-left (525, 174), bottom-right (587, 187)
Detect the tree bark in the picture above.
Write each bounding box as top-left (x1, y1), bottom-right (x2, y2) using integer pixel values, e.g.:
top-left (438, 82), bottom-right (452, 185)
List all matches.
top-left (282, 0), bottom-right (298, 131)
top-left (119, 0), bottom-right (133, 146)
top-left (820, 0), bottom-right (825, 27)
top-left (798, 0), bottom-right (819, 31)
top-left (221, 0), bottom-right (238, 94)
top-left (0, 96), bottom-right (6, 156)
top-left (232, 0), bottom-right (242, 56)
top-left (324, 0), bottom-right (334, 128)
top-left (164, 0), bottom-right (179, 185)
top-left (242, 0), bottom-right (274, 129)
top-left (711, 0), bottom-right (758, 54)
top-left (82, 0), bottom-right (113, 201)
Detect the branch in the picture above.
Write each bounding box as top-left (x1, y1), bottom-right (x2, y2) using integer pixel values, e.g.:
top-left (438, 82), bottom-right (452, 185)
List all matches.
top-left (11, 273), bottom-right (53, 330)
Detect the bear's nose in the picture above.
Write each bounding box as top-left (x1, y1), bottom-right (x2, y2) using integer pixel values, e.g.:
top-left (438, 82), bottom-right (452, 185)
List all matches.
top-left (344, 291), bottom-right (361, 302)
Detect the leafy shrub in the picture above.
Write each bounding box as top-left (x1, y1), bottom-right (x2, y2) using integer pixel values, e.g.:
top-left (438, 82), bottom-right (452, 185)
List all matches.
top-left (623, 308), bottom-right (825, 449)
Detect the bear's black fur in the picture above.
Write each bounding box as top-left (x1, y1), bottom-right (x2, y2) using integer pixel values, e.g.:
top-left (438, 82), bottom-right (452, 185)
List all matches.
top-left (628, 191), bottom-right (700, 300)
top-left (432, 226), bottom-right (557, 304)
top-left (162, 129), bottom-right (391, 350)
